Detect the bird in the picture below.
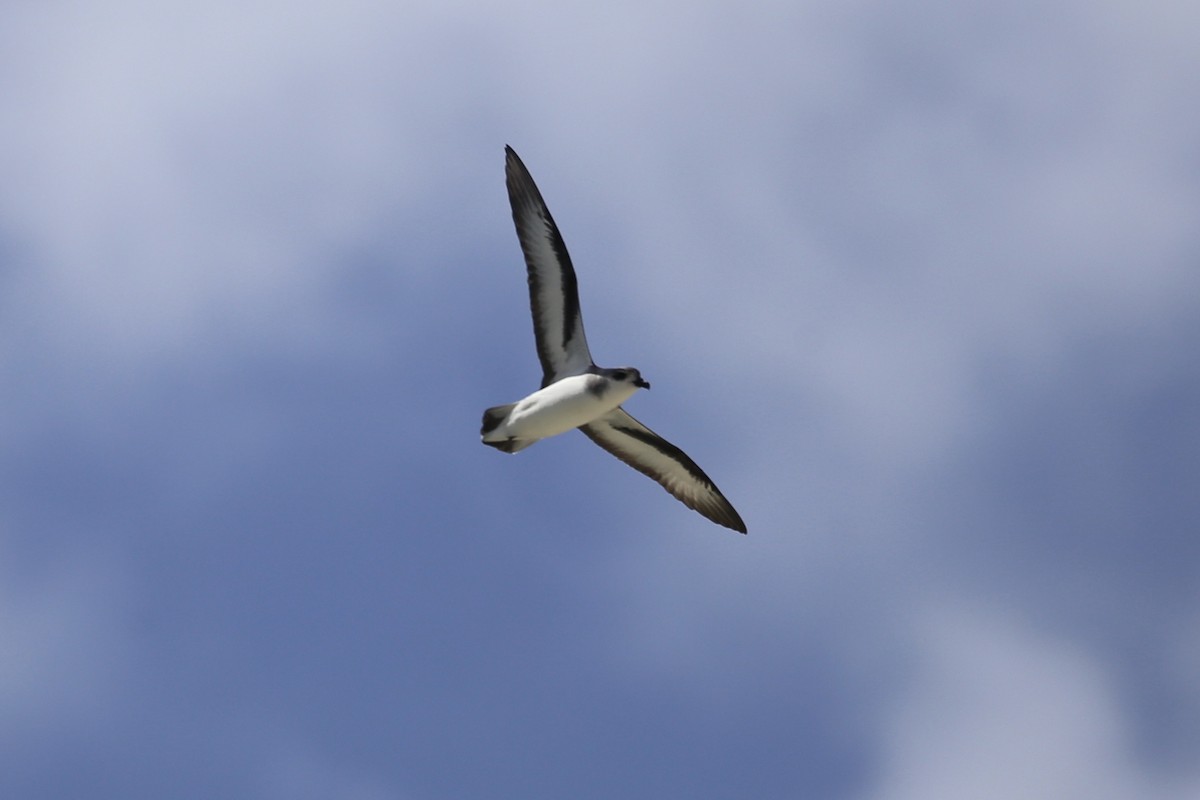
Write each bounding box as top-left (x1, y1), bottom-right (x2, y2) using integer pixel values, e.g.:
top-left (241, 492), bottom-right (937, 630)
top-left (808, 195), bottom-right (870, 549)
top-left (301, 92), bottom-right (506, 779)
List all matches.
top-left (481, 146), bottom-right (746, 534)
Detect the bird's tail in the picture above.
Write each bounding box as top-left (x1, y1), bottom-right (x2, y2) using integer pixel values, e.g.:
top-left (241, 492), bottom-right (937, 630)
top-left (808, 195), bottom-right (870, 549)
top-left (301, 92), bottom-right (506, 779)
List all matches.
top-left (481, 403), bottom-right (538, 453)
top-left (481, 403), bottom-right (516, 436)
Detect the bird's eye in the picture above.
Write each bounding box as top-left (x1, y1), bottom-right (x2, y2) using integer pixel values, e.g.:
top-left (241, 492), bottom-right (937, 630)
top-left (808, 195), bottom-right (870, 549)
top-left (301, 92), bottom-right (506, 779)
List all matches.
top-left (612, 370), bottom-right (627, 381)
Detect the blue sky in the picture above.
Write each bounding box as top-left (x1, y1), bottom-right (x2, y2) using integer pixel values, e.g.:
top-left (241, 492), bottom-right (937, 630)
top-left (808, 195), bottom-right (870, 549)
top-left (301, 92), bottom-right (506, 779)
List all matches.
top-left (2, 1), bottom-right (1198, 797)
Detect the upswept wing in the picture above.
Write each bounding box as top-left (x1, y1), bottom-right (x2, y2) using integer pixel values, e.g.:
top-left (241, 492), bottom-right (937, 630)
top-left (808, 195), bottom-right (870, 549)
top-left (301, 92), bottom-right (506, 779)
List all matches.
top-left (505, 146), bottom-right (594, 385)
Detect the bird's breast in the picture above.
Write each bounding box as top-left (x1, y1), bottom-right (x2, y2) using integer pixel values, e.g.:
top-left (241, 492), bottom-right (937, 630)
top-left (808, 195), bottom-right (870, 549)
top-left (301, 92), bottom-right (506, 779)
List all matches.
top-left (505, 375), bottom-right (636, 439)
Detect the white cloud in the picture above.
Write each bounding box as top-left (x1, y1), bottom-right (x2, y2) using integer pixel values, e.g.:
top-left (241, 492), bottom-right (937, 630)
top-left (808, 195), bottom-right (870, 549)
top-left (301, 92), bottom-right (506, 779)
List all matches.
top-left (862, 605), bottom-right (1200, 800)
top-left (0, 1), bottom-right (489, 362)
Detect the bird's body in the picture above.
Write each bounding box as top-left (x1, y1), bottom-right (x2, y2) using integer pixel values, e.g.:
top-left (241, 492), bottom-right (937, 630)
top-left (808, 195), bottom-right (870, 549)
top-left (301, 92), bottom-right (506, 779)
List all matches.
top-left (482, 371), bottom-right (641, 452)
top-left (481, 146), bottom-right (746, 534)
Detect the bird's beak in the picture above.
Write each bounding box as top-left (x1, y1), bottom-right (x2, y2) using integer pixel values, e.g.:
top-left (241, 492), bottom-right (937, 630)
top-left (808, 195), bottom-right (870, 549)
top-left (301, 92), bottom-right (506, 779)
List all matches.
top-left (635, 378), bottom-right (651, 389)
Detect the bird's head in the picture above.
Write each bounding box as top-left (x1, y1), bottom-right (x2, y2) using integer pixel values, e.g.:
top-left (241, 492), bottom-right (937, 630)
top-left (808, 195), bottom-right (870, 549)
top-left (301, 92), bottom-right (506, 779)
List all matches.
top-left (608, 367), bottom-right (650, 390)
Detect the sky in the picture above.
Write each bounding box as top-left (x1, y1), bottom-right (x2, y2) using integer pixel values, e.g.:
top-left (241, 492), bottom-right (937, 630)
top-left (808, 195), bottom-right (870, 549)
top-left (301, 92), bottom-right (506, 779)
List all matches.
top-left (2, 1), bottom-right (1199, 797)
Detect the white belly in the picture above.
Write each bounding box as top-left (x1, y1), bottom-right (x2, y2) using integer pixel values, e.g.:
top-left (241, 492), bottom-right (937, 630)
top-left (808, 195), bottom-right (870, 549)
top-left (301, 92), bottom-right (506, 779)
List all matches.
top-left (502, 375), bottom-right (636, 440)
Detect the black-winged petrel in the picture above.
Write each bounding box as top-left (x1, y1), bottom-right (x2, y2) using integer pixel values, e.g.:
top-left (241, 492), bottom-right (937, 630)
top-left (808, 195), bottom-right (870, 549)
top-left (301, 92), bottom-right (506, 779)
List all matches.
top-left (481, 146), bottom-right (746, 534)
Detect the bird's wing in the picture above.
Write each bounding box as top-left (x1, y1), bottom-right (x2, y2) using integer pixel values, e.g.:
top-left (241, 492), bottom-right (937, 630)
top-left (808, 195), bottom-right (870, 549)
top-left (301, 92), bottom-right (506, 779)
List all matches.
top-left (580, 408), bottom-right (746, 533)
top-left (505, 146), bottom-right (595, 386)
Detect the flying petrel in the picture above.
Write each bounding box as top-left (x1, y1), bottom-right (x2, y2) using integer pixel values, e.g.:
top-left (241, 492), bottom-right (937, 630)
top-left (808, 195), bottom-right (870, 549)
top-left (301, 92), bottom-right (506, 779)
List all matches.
top-left (481, 146), bottom-right (747, 534)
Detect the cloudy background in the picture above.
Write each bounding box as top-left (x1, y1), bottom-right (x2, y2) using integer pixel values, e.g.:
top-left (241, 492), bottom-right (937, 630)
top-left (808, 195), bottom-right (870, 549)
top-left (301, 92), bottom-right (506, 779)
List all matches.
top-left (2, 1), bottom-right (1198, 797)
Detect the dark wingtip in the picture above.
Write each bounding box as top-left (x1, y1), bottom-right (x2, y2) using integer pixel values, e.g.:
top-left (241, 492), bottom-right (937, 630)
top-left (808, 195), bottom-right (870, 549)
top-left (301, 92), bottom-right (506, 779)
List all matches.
top-left (708, 493), bottom-right (746, 533)
top-left (504, 146), bottom-right (534, 195)
top-left (716, 504), bottom-right (747, 534)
